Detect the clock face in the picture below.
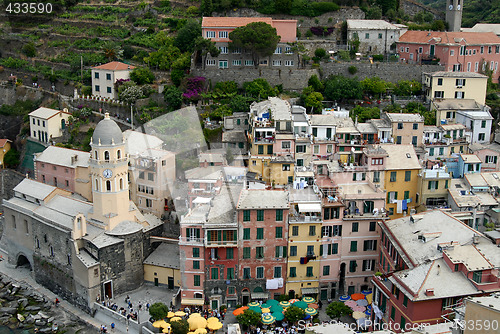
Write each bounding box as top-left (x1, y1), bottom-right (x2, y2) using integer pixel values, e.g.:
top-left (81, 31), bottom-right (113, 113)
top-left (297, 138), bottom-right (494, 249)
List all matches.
top-left (103, 169), bottom-right (113, 179)
top-left (449, 4), bottom-right (453, 10)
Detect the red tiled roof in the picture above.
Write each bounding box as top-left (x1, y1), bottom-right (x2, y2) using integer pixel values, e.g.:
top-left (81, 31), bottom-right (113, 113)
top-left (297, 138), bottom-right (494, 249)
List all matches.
top-left (0, 139), bottom-right (10, 147)
top-left (398, 30), bottom-right (500, 45)
top-left (92, 61), bottom-right (136, 71)
top-left (202, 17), bottom-right (273, 28)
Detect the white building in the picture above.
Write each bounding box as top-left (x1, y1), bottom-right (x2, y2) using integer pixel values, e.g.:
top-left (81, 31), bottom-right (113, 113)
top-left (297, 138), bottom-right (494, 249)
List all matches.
top-left (29, 107), bottom-right (71, 143)
top-left (347, 20), bottom-right (407, 54)
top-left (455, 109), bottom-right (493, 144)
top-left (91, 61), bottom-right (136, 99)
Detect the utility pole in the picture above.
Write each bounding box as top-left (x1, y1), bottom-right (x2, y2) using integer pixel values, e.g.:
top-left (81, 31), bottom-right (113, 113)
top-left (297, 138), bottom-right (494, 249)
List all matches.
top-left (130, 104), bottom-right (133, 130)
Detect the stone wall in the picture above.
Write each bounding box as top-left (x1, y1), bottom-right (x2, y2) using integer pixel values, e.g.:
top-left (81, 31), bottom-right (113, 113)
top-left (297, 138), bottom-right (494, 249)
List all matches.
top-left (400, 0), bottom-right (444, 20)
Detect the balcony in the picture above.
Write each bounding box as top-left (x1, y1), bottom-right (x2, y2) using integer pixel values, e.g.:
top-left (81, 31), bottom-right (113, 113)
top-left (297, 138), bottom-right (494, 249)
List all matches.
top-left (205, 239), bottom-right (238, 247)
top-left (289, 214), bottom-right (322, 223)
top-left (254, 137), bottom-right (275, 144)
top-left (179, 236), bottom-right (204, 245)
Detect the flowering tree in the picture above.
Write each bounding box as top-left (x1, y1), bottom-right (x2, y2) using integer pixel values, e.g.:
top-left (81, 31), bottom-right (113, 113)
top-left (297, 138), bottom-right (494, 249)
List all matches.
top-left (182, 76), bottom-right (206, 101)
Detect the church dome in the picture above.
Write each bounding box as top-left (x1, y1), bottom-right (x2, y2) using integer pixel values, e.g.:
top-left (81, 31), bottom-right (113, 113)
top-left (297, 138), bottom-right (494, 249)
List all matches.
top-left (92, 113), bottom-right (124, 146)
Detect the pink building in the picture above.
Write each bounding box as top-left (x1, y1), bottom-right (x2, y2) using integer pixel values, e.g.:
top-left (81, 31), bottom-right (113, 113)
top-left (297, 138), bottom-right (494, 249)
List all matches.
top-left (185, 166), bottom-right (223, 209)
top-left (34, 146), bottom-right (91, 200)
top-left (397, 31), bottom-right (500, 83)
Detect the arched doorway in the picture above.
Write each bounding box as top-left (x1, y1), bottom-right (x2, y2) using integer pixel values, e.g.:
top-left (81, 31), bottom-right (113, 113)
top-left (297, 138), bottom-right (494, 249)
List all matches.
top-left (241, 288), bottom-right (250, 306)
top-left (16, 254), bottom-right (31, 270)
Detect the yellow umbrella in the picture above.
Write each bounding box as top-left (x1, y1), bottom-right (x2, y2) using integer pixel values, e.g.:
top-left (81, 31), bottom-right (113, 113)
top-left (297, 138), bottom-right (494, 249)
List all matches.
top-left (366, 293), bottom-right (373, 304)
top-left (189, 313), bottom-right (202, 318)
top-left (194, 329), bottom-right (207, 334)
top-left (188, 317), bottom-right (207, 331)
top-left (207, 321), bottom-right (223, 330)
top-left (162, 327), bottom-right (170, 334)
top-left (175, 311), bottom-right (186, 317)
top-left (352, 311), bottom-right (366, 319)
top-left (170, 316), bottom-right (182, 322)
top-left (153, 320), bottom-right (168, 328)
top-left (261, 308), bottom-right (271, 313)
top-left (167, 312), bottom-right (175, 318)
top-left (206, 317), bottom-right (219, 323)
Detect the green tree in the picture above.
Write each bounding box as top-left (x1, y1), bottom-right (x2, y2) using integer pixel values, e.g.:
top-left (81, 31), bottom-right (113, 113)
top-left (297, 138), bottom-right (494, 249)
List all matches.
top-left (305, 91), bottom-right (324, 112)
top-left (324, 75), bottom-right (362, 101)
top-left (308, 75), bottom-right (324, 92)
top-left (236, 309), bottom-right (261, 328)
top-left (350, 105), bottom-right (381, 123)
top-left (365, 6), bottom-right (382, 19)
top-left (376, 0), bottom-right (397, 14)
top-left (326, 301), bottom-right (352, 320)
top-left (243, 78), bottom-right (277, 99)
top-left (3, 148), bottom-right (20, 168)
top-left (361, 77), bottom-right (387, 97)
top-left (431, 20), bottom-right (446, 31)
top-left (101, 41), bottom-right (123, 61)
top-left (215, 81), bottom-right (238, 94)
top-left (393, 80), bottom-right (422, 96)
top-left (119, 85), bottom-right (144, 104)
top-left (170, 319), bottom-right (189, 334)
top-left (275, 0), bottom-right (292, 13)
top-left (164, 86), bottom-right (183, 111)
top-left (130, 67), bottom-right (155, 85)
top-left (229, 95), bottom-right (252, 113)
top-left (200, 0), bottom-right (213, 15)
top-left (194, 37), bottom-right (220, 69)
top-left (284, 306), bottom-right (305, 323)
top-left (22, 43), bottom-right (36, 57)
top-left (174, 20), bottom-right (202, 53)
top-left (149, 302), bottom-right (169, 320)
top-left (314, 48), bottom-right (327, 59)
top-left (229, 22), bottom-right (280, 67)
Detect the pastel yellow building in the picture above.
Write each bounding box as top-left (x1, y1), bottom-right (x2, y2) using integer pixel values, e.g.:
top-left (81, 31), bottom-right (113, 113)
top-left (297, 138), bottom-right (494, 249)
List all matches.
top-left (381, 144), bottom-right (421, 218)
top-left (144, 243), bottom-right (181, 289)
top-left (423, 71), bottom-right (488, 105)
top-left (29, 107), bottom-right (71, 143)
top-left (0, 139), bottom-right (12, 166)
top-left (286, 190), bottom-right (322, 298)
top-left (417, 168), bottom-right (451, 210)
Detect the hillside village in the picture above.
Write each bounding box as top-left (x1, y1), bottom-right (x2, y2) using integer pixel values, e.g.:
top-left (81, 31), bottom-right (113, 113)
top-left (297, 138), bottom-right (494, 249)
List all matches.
top-left (1, 1), bottom-right (500, 334)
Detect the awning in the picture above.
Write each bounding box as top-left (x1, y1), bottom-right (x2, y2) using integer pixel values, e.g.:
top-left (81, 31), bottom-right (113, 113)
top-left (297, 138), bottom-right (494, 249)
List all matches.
top-left (298, 203), bottom-right (321, 213)
top-left (301, 287), bottom-right (319, 294)
top-left (181, 298), bottom-right (204, 306)
top-left (193, 197), bottom-right (211, 204)
top-left (251, 292), bottom-right (269, 299)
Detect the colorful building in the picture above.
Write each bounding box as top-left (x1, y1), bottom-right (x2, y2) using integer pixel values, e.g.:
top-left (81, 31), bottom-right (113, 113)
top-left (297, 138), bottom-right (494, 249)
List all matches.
top-left (29, 107), bottom-right (71, 144)
top-left (91, 61), bottom-right (136, 99)
top-left (382, 113), bottom-right (424, 147)
top-left (423, 71), bottom-right (488, 105)
top-left (0, 139), bottom-right (11, 167)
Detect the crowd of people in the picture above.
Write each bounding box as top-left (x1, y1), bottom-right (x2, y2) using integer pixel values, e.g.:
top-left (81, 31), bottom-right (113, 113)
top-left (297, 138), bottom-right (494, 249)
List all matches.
top-left (98, 294), bottom-right (143, 322)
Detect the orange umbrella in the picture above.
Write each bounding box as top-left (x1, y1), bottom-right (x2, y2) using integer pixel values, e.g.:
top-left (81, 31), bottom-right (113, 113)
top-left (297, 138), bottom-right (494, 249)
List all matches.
top-left (232, 307), bottom-right (246, 316)
top-left (308, 303), bottom-right (319, 309)
top-left (351, 293), bottom-right (365, 301)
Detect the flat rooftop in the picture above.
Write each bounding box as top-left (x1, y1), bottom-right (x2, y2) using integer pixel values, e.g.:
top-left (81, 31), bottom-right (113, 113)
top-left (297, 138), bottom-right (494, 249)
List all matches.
top-left (237, 189), bottom-right (289, 209)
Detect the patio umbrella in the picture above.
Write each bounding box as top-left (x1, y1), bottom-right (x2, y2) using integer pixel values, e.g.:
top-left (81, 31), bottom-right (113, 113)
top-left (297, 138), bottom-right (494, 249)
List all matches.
top-left (357, 317), bottom-right (370, 328)
top-left (261, 308), bottom-right (271, 314)
top-left (248, 306), bottom-right (262, 314)
top-left (261, 315), bottom-right (276, 325)
top-left (339, 295), bottom-right (350, 301)
top-left (365, 310), bottom-right (371, 317)
top-left (302, 296), bottom-right (315, 304)
top-left (153, 320), bottom-right (168, 328)
top-left (189, 313), bottom-right (202, 318)
top-left (162, 326), bottom-right (171, 334)
top-left (167, 312), bottom-right (175, 318)
top-left (308, 303), bottom-right (319, 309)
top-left (174, 311), bottom-right (186, 317)
top-left (273, 312), bottom-right (285, 321)
top-left (261, 303), bottom-right (271, 309)
top-left (188, 317), bottom-right (207, 331)
top-left (304, 307), bottom-right (318, 316)
top-left (194, 329), bottom-right (207, 334)
top-left (248, 302), bottom-right (260, 307)
top-left (303, 315), bottom-right (311, 320)
top-left (207, 321), bottom-right (223, 331)
top-left (289, 299), bottom-right (299, 304)
top-left (344, 300), bottom-right (357, 308)
top-left (270, 305), bottom-right (283, 313)
top-left (232, 308), bottom-right (246, 316)
top-left (279, 301), bottom-right (291, 308)
top-left (362, 289), bottom-right (372, 295)
top-left (352, 311), bottom-right (366, 320)
top-left (206, 317), bottom-right (219, 323)
top-left (351, 293), bottom-right (365, 301)
top-left (366, 293), bottom-right (373, 304)
top-left (266, 299), bottom-right (279, 306)
top-left (170, 317), bottom-right (182, 322)
top-left (352, 305), bottom-right (366, 312)
top-left (292, 301), bottom-right (308, 309)
top-left (357, 299), bottom-right (369, 307)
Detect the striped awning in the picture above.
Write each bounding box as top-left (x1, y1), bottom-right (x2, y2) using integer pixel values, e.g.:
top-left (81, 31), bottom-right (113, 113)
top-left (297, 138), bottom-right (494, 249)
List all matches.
top-left (301, 287), bottom-right (319, 294)
top-left (251, 292), bottom-right (269, 299)
top-left (181, 298), bottom-right (204, 306)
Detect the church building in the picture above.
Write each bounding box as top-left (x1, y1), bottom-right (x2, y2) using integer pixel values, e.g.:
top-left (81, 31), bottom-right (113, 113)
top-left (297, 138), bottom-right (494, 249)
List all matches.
top-left (1, 114), bottom-right (164, 312)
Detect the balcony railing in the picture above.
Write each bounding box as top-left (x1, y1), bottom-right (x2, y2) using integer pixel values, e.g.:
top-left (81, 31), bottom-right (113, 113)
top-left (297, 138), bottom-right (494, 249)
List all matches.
top-left (289, 214), bottom-right (322, 222)
top-left (179, 237), bottom-right (204, 244)
top-left (205, 239), bottom-right (238, 247)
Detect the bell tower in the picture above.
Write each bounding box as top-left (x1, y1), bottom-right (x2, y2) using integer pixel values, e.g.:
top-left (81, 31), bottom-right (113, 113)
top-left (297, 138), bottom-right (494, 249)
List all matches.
top-left (88, 113), bottom-right (135, 230)
top-left (446, 0), bottom-right (463, 32)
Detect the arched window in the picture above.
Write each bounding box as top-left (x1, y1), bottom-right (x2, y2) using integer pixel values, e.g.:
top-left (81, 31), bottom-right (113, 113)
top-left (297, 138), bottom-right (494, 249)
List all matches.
top-left (194, 292), bottom-right (203, 299)
top-left (94, 151), bottom-right (98, 160)
top-left (104, 151), bottom-right (110, 162)
top-left (117, 150), bottom-right (121, 159)
top-left (95, 178), bottom-right (99, 191)
top-left (120, 178), bottom-right (123, 190)
top-left (106, 180), bottom-right (111, 191)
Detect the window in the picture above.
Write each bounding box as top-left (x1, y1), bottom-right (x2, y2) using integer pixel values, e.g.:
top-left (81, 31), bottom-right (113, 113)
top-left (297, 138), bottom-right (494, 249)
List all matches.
top-left (365, 33), bottom-right (369, 39)
top-left (362, 259), bottom-right (375, 271)
top-left (255, 247), bottom-right (264, 259)
top-left (313, 145), bottom-right (319, 154)
top-left (481, 120), bottom-right (486, 128)
top-left (373, 171), bottom-right (380, 183)
top-left (276, 209), bottom-right (283, 221)
top-left (243, 210), bottom-right (250, 221)
top-left (456, 78), bottom-right (466, 87)
top-left (378, 33), bottom-right (383, 39)
top-left (275, 226), bottom-right (283, 238)
top-left (327, 144), bottom-right (333, 153)
top-left (488, 46), bottom-right (492, 54)
top-left (396, 136), bottom-right (402, 144)
top-left (289, 267), bottom-right (296, 277)
top-left (272, 60), bottom-right (282, 66)
top-left (363, 240), bottom-right (377, 251)
top-left (258, 145), bottom-right (264, 154)
top-left (475, 62), bottom-right (479, 72)
top-left (306, 267), bottom-right (314, 277)
top-left (369, 221), bottom-right (376, 231)
top-left (106, 180), bottom-right (111, 191)
top-left (256, 267), bottom-right (264, 279)
top-left (257, 210), bottom-right (264, 221)
top-left (232, 47), bottom-right (241, 54)
top-left (486, 155), bottom-right (498, 164)
top-left (218, 31), bottom-right (228, 38)
top-left (390, 171), bottom-right (397, 182)
top-left (211, 267), bottom-right (219, 280)
top-left (285, 47), bottom-right (292, 54)
top-left (323, 265), bottom-right (330, 276)
top-left (194, 275), bottom-right (200, 286)
top-left (206, 31), bottom-right (215, 38)
top-left (219, 47), bottom-right (228, 54)
top-left (401, 316), bottom-right (406, 329)
top-left (350, 241), bottom-right (357, 252)
top-left (275, 246), bottom-right (286, 258)
top-left (352, 222), bottom-right (359, 232)
top-left (267, 145), bottom-right (273, 154)
top-left (390, 306), bottom-right (395, 320)
top-left (243, 228), bottom-right (250, 240)
top-left (274, 47), bottom-right (282, 54)
top-left (403, 295), bottom-right (408, 307)
top-left (478, 133), bottom-right (485, 141)
top-left (455, 91), bottom-right (465, 99)
top-left (232, 60), bottom-right (241, 66)
top-left (95, 85), bottom-right (100, 92)
top-left (226, 248), bottom-right (234, 260)
top-left (434, 91), bottom-right (444, 98)
top-left (405, 171), bottom-right (411, 182)
top-left (193, 260), bottom-right (200, 269)
top-left (285, 60), bottom-right (294, 66)
top-left (274, 266), bottom-right (282, 278)
top-left (349, 260), bottom-right (357, 272)
top-left (192, 248), bottom-right (200, 258)
top-left (227, 268), bottom-right (234, 280)
top-left (243, 247), bottom-right (251, 259)
top-left (218, 60), bottom-right (228, 69)
top-left (244, 60), bottom-right (254, 66)
top-left (397, 122), bottom-right (403, 129)
top-left (405, 47), bottom-right (409, 53)
top-left (243, 268), bottom-right (251, 279)
top-left (290, 246), bottom-right (297, 257)
top-left (107, 87), bottom-right (112, 93)
top-left (309, 225), bottom-right (316, 236)
top-left (292, 226), bottom-right (299, 236)
top-left (450, 50), bottom-right (454, 56)
top-left (306, 245), bottom-right (314, 256)
top-left (256, 228), bottom-right (264, 240)
top-left (206, 59), bottom-right (216, 66)
top-left (282, 164), bottom-right (290, 171)
top-left (418, 47), bottom-right (423, 53)
top-left (296, 145), bottom-right (306, 153)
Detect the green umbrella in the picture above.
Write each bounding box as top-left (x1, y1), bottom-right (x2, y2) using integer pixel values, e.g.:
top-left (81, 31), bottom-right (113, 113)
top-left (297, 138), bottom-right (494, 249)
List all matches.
top-left (293, 301), bottom-right (308, 309)
top-left (305, 307), bottom-right (318, 316)
top-left (248, 302), bottom-right (260, 307)
top-left (272, 312), bottom-right (285, 321)
top-left (279, 301), bottom-right (291, 308)
top-left (249, 306), bottom-right (262, 314)
top-left (270, 305), bottom-right (283, 313)
top-left (302, 296), bottom-right (316, 304)
top-left (266, 299), bottom-right (279, 306)
top-left (261, 315), bottom-right (276, 325)
top-left (261, 303), bottom-right (271, 309)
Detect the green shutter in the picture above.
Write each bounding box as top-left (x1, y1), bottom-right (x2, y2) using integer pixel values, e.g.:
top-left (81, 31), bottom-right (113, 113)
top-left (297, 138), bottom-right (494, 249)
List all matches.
top-left (445, 180), bottom-right (448, 189)
top-left (319, 245), bottom-right (323, 256)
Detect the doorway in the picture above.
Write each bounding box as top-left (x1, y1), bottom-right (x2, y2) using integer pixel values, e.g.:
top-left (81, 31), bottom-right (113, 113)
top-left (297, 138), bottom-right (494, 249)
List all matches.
top-left (103, 281), bottom-right (113, 299)
top-left (339, 263), bottom-right (346, 295)
top-left (154, 278), bottom-right (159, 286)
top-left (211, 299), bottom-right (219, 310)
top-left (168, 277), bottom-right (174, 289)
top-left (16, 254), bottom-right (32, 270)
top-left (288, 290), bottom-right (295, 300)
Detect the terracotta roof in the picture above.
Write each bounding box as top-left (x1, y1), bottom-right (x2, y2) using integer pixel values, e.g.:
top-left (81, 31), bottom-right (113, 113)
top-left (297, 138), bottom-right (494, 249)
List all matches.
top-left (0, 139), bottom-right (10, 147)
top-left (202, 17), bottom-right (273, 28)
top-left (398, 30), bottom-right (500, 45)
top-left (92, 61), bottom-right (136, 71)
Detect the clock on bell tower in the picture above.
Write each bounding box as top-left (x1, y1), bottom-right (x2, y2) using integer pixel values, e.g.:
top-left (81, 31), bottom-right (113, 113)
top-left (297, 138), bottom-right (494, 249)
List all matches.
top-left (88, 113), bottom-right (135, 230)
